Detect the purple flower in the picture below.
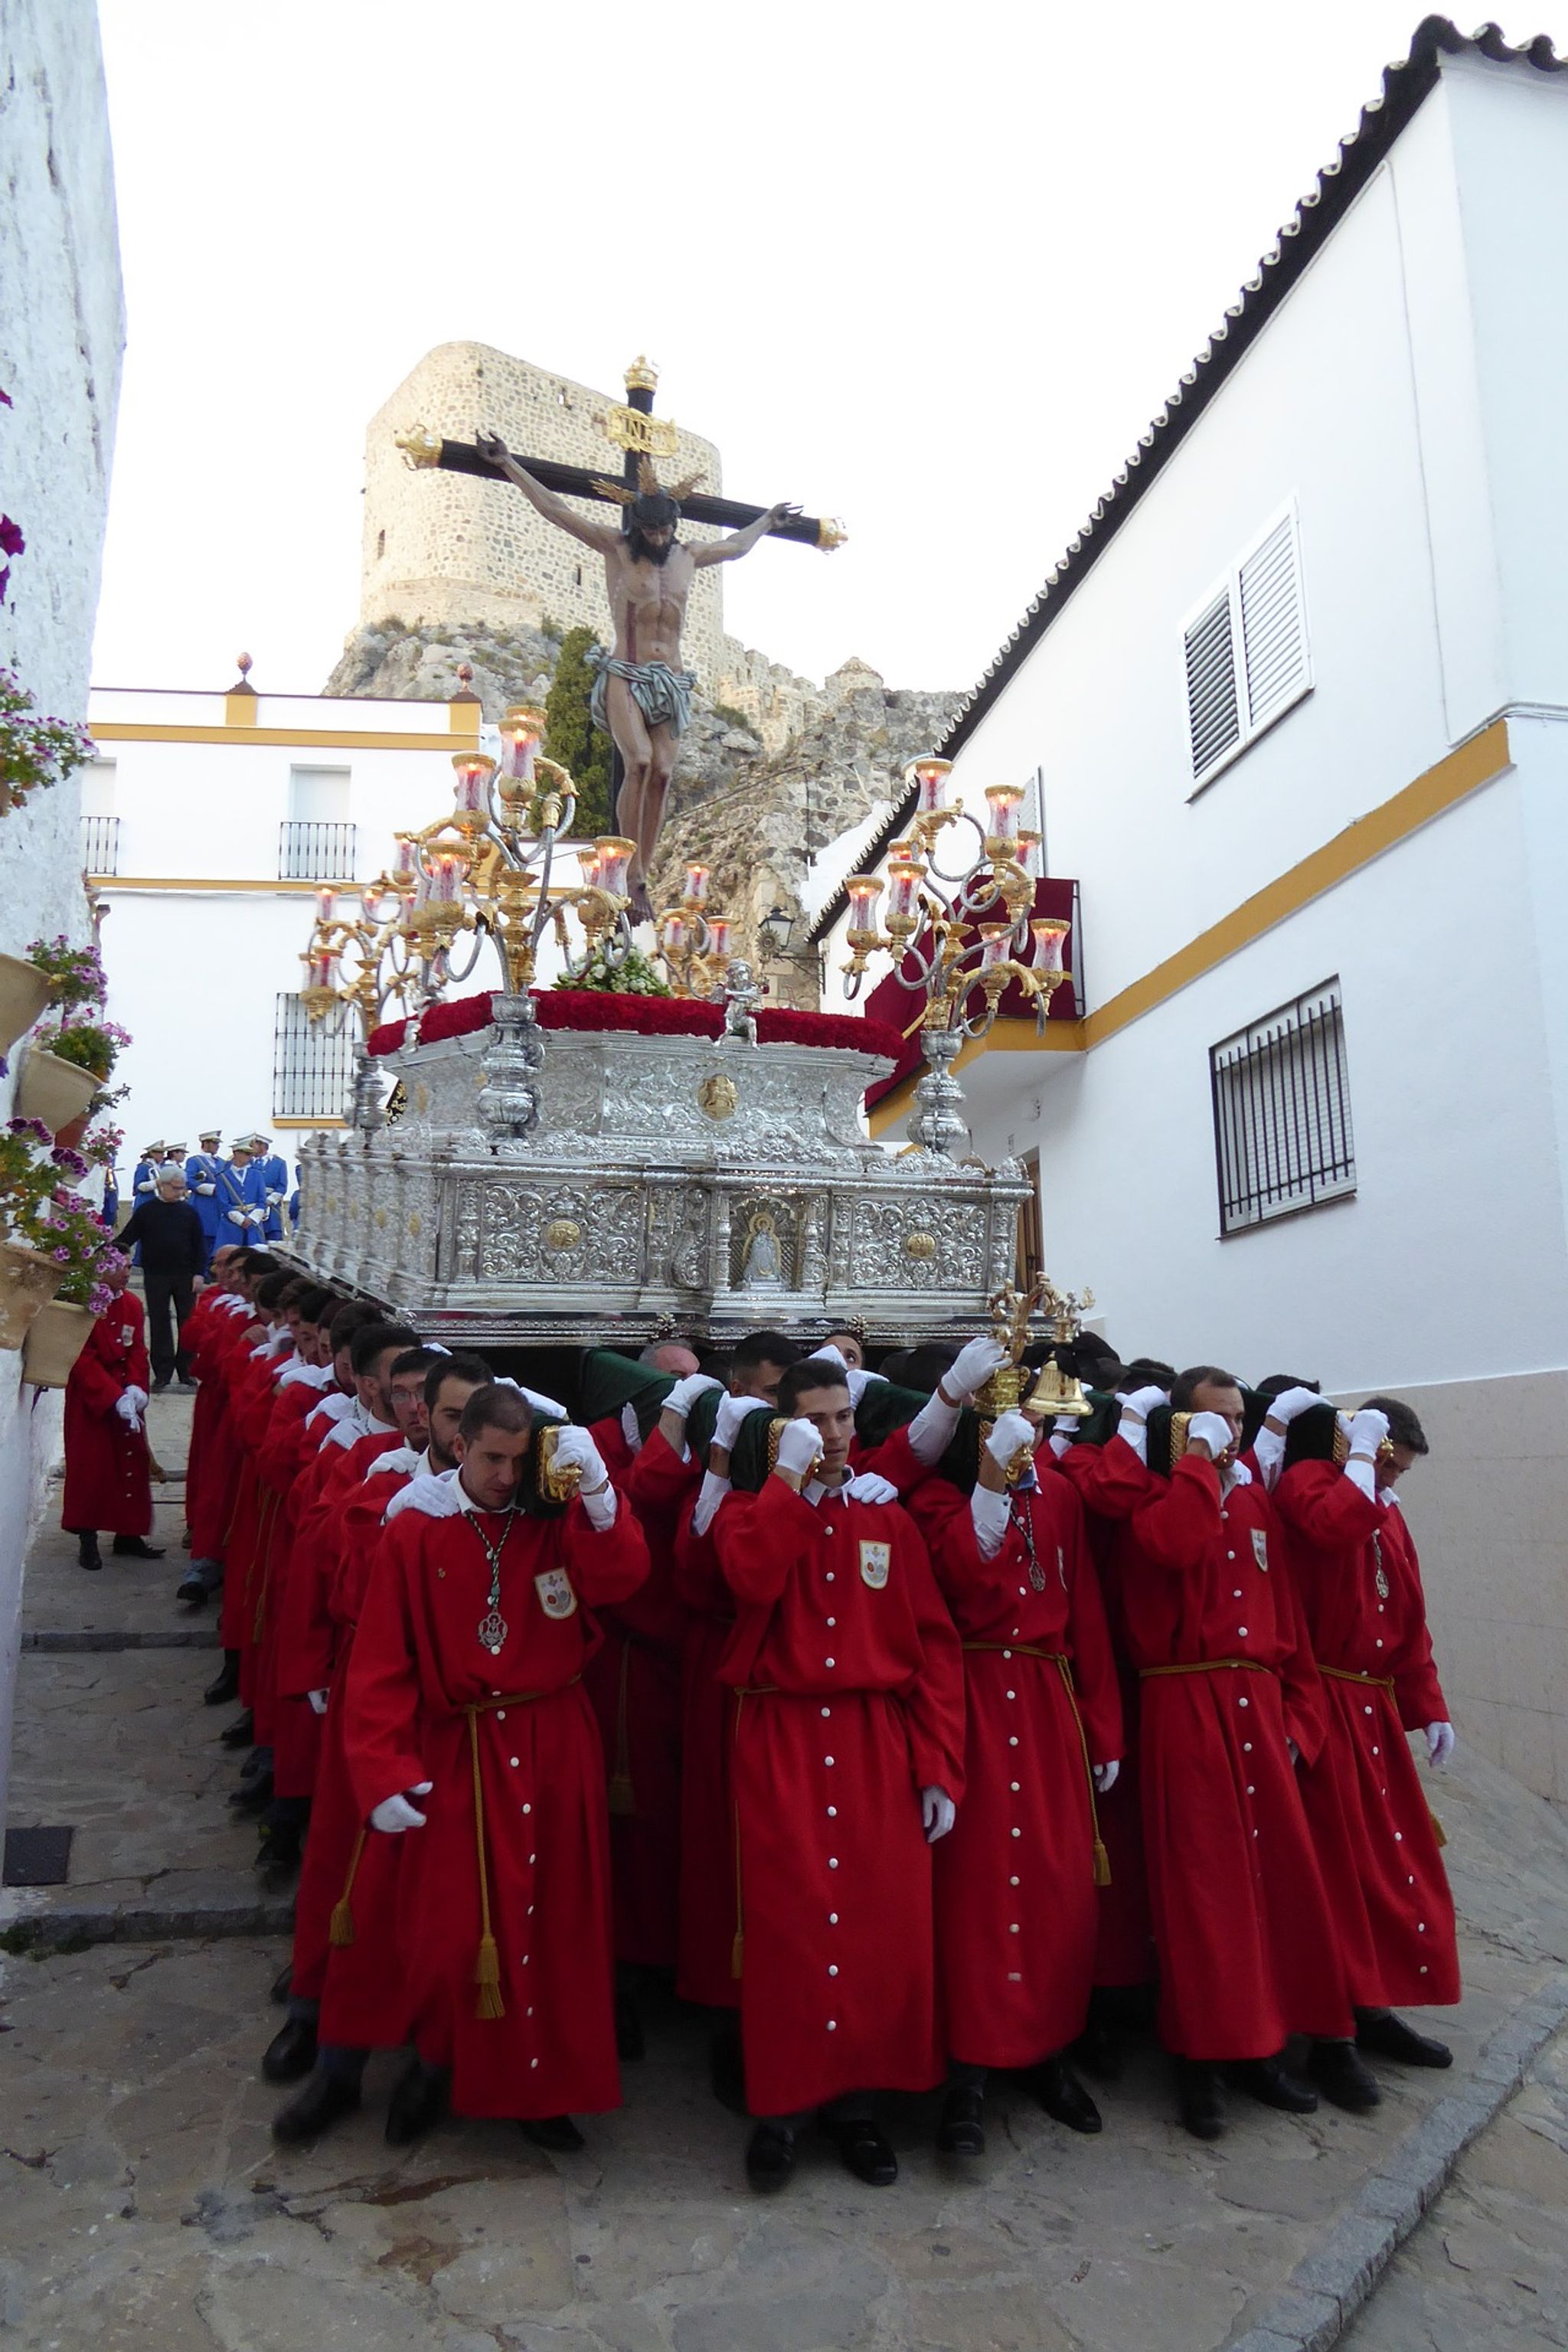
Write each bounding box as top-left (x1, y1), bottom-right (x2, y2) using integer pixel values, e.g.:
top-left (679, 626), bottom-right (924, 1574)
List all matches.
top-left (0, 567), bottom-right (9, 606)
top-left (0, 516), bottom-right (23, 560)
top-left (0, 388), bottom-right (12, 407)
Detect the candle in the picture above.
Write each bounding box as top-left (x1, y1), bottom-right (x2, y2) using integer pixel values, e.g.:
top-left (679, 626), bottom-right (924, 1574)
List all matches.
top-left (1016, 830), bottom-right (1042, 877)
top-left (1031, 918), bottom-right (1070, 974)
top-left (452, 752), bottom-right (495, 813)
top-left (662, 912), bottom-right (689, 956)
top-left (578, 852), bottom-right (601, 892)
top-left (979, 923), bottom-right (1011, 972)
top-left (411, 858), bottom-right (430, 910)
top-left (846, 874), bottom-right (884, 933)
top-left (909, 756), bottom-right (951, 815)
top-left (392, 834), bottom-right (414, 878)
top-left (706, 916), bottom-right (734, 962)
top-left (984, 785), bottom-right (1023, 843)
top-left (887, 854), bottom-right (922, 922)
top-left (436, 853), bottom-right (459, 903)
top-left (684, 863), bottom-right (710, 906)
top-left (315, 889), bottom-right (335, 924)
top-left (502, 705), bottom-right (541, 783)
top-left (594, 835), bottom-right (636, 899)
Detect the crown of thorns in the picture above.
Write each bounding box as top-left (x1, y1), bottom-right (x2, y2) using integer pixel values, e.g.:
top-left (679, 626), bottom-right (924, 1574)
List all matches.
top-left (590, 455), bottom-right (705, 507)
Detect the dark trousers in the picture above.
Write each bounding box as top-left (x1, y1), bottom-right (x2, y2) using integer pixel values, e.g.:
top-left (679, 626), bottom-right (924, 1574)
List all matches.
top-left (143, 1272), bottom-right (194, 1383)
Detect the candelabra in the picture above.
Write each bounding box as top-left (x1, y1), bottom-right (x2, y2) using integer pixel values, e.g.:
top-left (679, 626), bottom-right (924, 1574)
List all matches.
top-left (652, 863), bottom-right (741, 998)
top-left (298, 706), bottom-right (638, 1139)
top-left (841, 756), bottom-right (1073, 1155)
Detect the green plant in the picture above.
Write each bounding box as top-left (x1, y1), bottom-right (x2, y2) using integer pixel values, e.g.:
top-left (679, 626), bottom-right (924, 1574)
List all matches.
top-left (711, 703), bottom-right (756, 734)
top-left (24, 935), bottom-right (106, 1014)
top-left (544, 625), bottom-right (615, 838)
top-left (554, 943), bottom-right (671, 997)
top-left (31, 1189), bottom-right (127, 1309)
top-left (0, 1119), bottom-right (64, 1240)
top-left (46, 1021), bottom-right (127, 1080)
top-left (0, 670), bottom-right (93, 811)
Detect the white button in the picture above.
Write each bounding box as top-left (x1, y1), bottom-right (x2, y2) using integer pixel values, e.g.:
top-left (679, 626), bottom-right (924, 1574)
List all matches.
top-left (825, 1755), bottom-right (835, 1767)
top-left (527, 2007), bottom-right (534, 2016)
top-left (528, 1904), bottom-right (534, 1916)
top-left (825, 1657), bottom-right (836, 1669)
top-left (1364, 1707), bottom-right (1373, 1717)
top-left (497, 1710), bottom-right (507, 1722)
top-left (529, 1853), bottom-right (536, 1864)
top-left (1009, 1736), bottom-right (1018, 1747)
top-left (1419, 1965), bottom-right (1428, 1976)
top-left (1227, 1552), bottom-right (1236, 1562)
top-left (824, 1527), bottom-right (835, 1537)
top-left (1395, 1832), bottom-right (1403, 1842)
top-left (1011, 1628), bottom-right (1020, 1638)
top-left (1246, 1785), bottom-right (1255, 1795)
top-left (1375, 1639), bottom-right (1383, 1649)
top-left (828, 1857), bottom-right (838, 1868)
top-left (1009, 1923), bottom-right (1020, 1934)
top-left (828, 1912), bottom-right (838, 1924)
top-left (1233, 1589), bottom-right (1242, 1599)
top-left (1243, 1741), bottom-right (1253, 1753)
top-left (826, 1805), bottom-right (837, 1818)
top-left (1018, 1587), bottom-right (1027, 1598)
top-left (821, 1707), bottom-right (831, 1719)
top-left (490, 1689), bottom-right (501, 1697)
top-left (510, 1757), bottom-right (519, 1768)
top-left (522, 1802), bottom-right (532, 1814)
top-left (1418, 1922), bottom-right (1426, 1932)
top-left (1010, 1781), bottom-right (1021, 1792)
top-left (828, 1964), bottom-right (838, 1976)
top-left (825, 1572), bottom-right (835, 1583)
top-left (827, 2018), bottom-right (838, 2030)
top-left (1371, 1746), bottom-right (1379, 1756)
top-left (1002, 1648), bottom-right (1012, 1660)
top-left (1006, 1690), bottom-right (1016, 1701)
top-left (1010, 1875), bottom-right (1019, 1886)
top-left (524, 1954), bottom-right (531, 1965)
top-left (1011, 1826), bottom-right (1021, 1838)
top-left (826, 1616), bottom-right (836, 1628)
top-left (1238, 1626), bottom-right (1248, 1638)
top-left (1238, 1697), bottom-right (1249, 1708)
top-left (531, 2057), bottom-right (538, 2068)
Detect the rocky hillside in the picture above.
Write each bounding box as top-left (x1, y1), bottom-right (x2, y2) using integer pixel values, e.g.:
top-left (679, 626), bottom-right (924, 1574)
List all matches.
top-left (325, 621), bottom-right (958, 998)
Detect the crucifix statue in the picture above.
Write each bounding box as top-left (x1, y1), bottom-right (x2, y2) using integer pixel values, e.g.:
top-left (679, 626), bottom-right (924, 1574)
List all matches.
top-left (397, 359), bottom-right (844, 925)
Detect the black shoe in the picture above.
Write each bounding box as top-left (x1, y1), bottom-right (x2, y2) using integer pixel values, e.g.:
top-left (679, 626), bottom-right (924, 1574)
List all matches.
top-left (178, 1571), bottom-right (211, 1607)
top-left (112, 1535), bottom-right (165, 1558)
top-left (709, 2018), bottom-right (747, 2115)
top-left (384, 2058), bottom-right (447, 2147)
top-left (204, 1660), bottom-right (240, 1707)
top-left (616, 1984), bottom-right (645, 2062)
top-left (520, 2114), bottom-right (585, 2152)
top-left (825, 2117), bottom-right (897, 2187)
top-left (220, 1710), bottom-right (255, 1747)
top-left (77, 1542), bottom-right (103, 1573)
top-left (261, 2015), bottom-right (318, 2083)
top-left (269, 1961), bottom-right (293, 2006)
top-left (228, 1775), bottom-right (273, 1815)
top-left (255, 1827), bottom-right (302, 1890)
top-left (1236, 2055), bottom-right (1318, 2115)
top-left (238, 1744), bottom-right (273, 1782)
top-left (1027, 2054), bottom-right (1103, 2135)
top-left (270, 2069), bottom-right (360, 2145)
top-left (936, 2084), bottom-right (985, 2156)
top-left (1071, 2019), bottom-right (1124, 2083)
top-left (178, 1378), bottom-right (198, 1391)
top-left (152, 1378), bottom-right (171, 1393)
top-left (745, 2121), bottom-right (797, 2192)
top-left (1309, 2039), bottom-right (1382, 2112)
top-left (1356, 2010), bottom-right (1452, 2069)
top-left (1177, 2058), bottom-right (1227, 2141)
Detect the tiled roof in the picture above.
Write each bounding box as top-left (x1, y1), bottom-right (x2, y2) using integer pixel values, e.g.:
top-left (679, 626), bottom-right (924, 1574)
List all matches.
top-left (808, 17), bottom-right (1566, 944)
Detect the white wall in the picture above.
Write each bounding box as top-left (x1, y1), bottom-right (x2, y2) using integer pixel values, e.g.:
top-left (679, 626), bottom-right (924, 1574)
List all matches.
top-left (0, 0), bottom-right (124, 1831)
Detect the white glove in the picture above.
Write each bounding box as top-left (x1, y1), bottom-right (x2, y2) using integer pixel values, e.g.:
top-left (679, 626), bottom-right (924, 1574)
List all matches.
top-left (1119, 1384), bottom-right (1169, 1423)
top-left (1264, 1385), bottom-right (1321, 1426)
top-left (1426, 1720), bottom-right (1455, 1769)
top-left (664, 1372), bottom-right (724, 1419)
top-left (549, 1424), bottom-right (608, 1490)
top-left (307, 1688), bottom-right (329, 1717)
top-left (1185, 1410), bottom-right (1234, 1460)
top-left (844, 1469), bottom-right (897, 1504)
top-left (714, 1391), bottom-right (771, 1452)
top-left (921, 1785), bottom-right (956, 1844)
top-left (123, 1384), bottom-right (149, 1410)
top-left (984, 1408), bottom-right (1036, 1469)
top-left (692, 1468), bottom-right (730, 1537)
top-left (943, 1334), bottom-right (1009, 1401)
top-left (226, 1208), bottom-right (247, 1225)
top-left (1092, 1760), bottom-right (1120, 1795)
top-left (195, 1181), bottom-right (217, 1197)
top-left (774, 1417), bottom-right (823, 1479)
top-left (114, 1392), bottom-right (143, 1432)
top-left (805, 1344), bottom-right (851, 1375)
top-left (371, 1779), bottom-right (432, 1833)
top-left (1348, 1407), bottom-right (1390, 1459)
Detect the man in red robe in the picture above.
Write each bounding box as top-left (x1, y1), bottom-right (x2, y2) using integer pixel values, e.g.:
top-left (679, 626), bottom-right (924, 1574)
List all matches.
top-left (1275, 1396), bottom-right (1459, 2094)
top-left (712, 1358), bottom-right (965, 2193)
top-left (61, 1268), bottom-right (157, 1571)
top-left (912, 1406), bottom-right (1122, 2155)
top-left (1119, 1366), bottom-right (1352, 2139)
top-left (341, 1383), bottom-right (649, 2149)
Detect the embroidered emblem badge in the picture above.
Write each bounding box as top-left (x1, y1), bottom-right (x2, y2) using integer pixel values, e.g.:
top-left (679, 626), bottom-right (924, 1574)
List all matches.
top-left (534, 1566), bottom-right (578, 1621)
top-left (858, 1540), bottom-right (890, 1589)
top-left (1250, 1527), bottom-right (1269, 1572)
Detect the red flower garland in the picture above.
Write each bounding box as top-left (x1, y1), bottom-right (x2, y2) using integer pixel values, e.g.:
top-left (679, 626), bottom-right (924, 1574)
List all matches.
top-left (368, 988), bottom-right (903, 1063)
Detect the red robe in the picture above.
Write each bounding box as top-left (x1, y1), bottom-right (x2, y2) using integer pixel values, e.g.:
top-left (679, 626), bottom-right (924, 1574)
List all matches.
top-left (345, 1487), bottom-right (650, 2118)
top-left (913, 1470), bottom-right (1123, 2068)
top-left (61, 1294), bottom-right (152, 1537)
top-left (272, 1421), bottom-right (401, 1799)
top-left (672, 1499), bottom-right (741, 2009)
top-left (185, 1295), bottom-right (256, 1559)
top-left (1274, 1465), bottom-right (1459, 2008)
top-left (1122, 1457), bottom-right (1350, 2057)
top-left (714, 1475), bottom-right (965, 2116)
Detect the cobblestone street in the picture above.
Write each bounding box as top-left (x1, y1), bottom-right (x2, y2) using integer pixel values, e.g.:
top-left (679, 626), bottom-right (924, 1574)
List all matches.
top-left (2, 1390), bottom-right (1566, 2351)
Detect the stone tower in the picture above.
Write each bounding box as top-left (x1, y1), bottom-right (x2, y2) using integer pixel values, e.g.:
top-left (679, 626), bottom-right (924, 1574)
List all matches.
top-left (359, 345), bottom-right (728, 689)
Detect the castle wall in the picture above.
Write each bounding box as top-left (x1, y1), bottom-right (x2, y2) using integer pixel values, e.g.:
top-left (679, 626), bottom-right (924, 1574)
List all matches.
top-left (361, 344), bottom-right (729, 690)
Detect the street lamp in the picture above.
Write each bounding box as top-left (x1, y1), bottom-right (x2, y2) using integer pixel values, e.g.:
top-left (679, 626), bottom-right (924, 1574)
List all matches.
top-left (757, 904), bottom-right (797, 959)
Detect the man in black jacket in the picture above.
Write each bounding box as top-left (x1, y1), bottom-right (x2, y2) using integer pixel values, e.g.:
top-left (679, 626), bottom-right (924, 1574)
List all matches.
top-left (116, 1172), bottom-right (207, 1390)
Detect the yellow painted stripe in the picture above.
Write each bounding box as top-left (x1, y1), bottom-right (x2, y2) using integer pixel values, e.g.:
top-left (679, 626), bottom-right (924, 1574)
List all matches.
top-left (90, 877), bottom-right (356, 895)
top-left (867, 720), bottom-right (1511, 1138)
top-left (90, 721), bottom-right (480, 751)
top-left (273, 1116), bottom-right (346, 1129)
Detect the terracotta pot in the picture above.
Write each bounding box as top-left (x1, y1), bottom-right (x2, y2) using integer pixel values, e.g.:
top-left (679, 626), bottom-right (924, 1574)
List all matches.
top-left (15, 1044), bottom-right (100, 1136)
top-left (0, 952), bottom-right (51, 1058)
top-left (0, 1236), bottom-right (65, 1350)
top-left (54, 1111), bottom-right (91, 1151)
top-left (21, 1296), bottom-right (95, 1386)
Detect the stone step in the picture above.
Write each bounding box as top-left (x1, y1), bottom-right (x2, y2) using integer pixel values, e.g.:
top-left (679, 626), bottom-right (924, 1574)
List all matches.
top-left (22, 1627), bottom-right (221, 1651)
top-left (1, 1873), bottom-right (294, 1953)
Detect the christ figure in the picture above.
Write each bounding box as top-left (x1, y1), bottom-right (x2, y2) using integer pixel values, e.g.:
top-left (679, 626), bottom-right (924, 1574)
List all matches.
top-left (477, 436), bottom-right (798, 923)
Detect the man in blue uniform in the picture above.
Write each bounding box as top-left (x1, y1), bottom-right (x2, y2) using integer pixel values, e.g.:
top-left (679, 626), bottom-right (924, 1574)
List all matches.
top-left (250, 1132), bottom-right (289, 1242)
top-left (185, 1131), bottom-right (226, 1272)
top-left (217, 1140), bottom-right (268, 1243)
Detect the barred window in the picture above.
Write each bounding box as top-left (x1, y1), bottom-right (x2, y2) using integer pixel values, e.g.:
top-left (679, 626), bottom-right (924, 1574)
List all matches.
top-left (1210, 981), bottom-right (1354, 1234)
top-left (273, 994), bottom-right (354, 1123)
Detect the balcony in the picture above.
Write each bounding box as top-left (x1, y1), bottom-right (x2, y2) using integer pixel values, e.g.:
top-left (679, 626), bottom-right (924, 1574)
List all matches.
top-left (279, 820), bottom-right (358, 881)
top-left (81, 814), bottom-right (120, 875)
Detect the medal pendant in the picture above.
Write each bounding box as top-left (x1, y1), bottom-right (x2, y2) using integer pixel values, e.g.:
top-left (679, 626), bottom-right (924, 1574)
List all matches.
top-left (1028, 1560), bottom-right (1047, 1593)
top-left (478, 1609), bottom-right (508, 1654)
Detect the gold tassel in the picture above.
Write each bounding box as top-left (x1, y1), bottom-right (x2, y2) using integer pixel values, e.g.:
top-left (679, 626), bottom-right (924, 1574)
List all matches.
top-left (1428, 1805), bottom-right (1448, 1849)
top-left (730, 1929), bottom-right (744, 1980)
top-left (607, 1774), bottom-right (635, 1816)
top-left (474, 1932), bottom-right (505, 2020)
top-left (1093, 1837), bottom-right (1112, 1888)
top-left (329, 1828), bottom-right (366, 1946)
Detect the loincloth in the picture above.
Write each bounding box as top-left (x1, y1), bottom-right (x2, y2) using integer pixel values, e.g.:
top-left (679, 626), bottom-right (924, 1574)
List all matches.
top-left (588, 650), bottom-right (697, 740)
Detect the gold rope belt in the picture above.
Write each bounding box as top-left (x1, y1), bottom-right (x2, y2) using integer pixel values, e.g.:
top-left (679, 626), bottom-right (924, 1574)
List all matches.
top-left (964, 1643), bottom-right (1110, 1886)
top-left (1318, 1664), bottom-right (1446, 1846)
top-left (1138, 1657), bottom-right (1274, 1680)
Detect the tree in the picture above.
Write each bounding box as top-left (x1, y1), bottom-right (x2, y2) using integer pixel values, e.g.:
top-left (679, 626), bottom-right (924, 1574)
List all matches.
top-left (544, 626), bottom-right (614, 838)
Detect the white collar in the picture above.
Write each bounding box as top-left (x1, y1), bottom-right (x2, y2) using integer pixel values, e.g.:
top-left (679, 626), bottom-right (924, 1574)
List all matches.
top-left (800, 1472), bottom-right (851, 1508)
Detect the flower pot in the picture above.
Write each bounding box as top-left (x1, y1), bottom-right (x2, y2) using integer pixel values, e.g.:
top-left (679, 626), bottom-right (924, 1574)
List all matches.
top-left (21, 1296), bottom-right (95, 1386)
top-left (15, 1044), bottom-right (100, 1136)
top-left (54, 1111), bottom-right (91, 1152)
top-left (0, 1236), bottom-right (65, 1350)
top-left (0, 952), bottom-right (51, 1058)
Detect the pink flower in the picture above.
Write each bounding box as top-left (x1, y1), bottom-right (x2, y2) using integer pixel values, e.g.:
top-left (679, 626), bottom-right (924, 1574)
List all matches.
top-left (0, 517), bottom-right (23, 560)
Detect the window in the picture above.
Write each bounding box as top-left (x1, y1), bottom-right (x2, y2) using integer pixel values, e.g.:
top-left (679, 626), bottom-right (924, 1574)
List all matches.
top-left (273, 995), bottom-right (355, 1122)
top-left (1210, 980), bottom-right (1354, 1234)
top-left (1183, 503), bottom-right (1311, 789)
top-left (281, 766), bottom-right (354, 879)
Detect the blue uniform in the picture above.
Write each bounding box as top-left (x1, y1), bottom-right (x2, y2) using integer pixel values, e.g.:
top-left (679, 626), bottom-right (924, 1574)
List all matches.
top-left (185, 1152), bottom-right (225, 1269)
top-left (214, 1158), bottom-right (267, 1243)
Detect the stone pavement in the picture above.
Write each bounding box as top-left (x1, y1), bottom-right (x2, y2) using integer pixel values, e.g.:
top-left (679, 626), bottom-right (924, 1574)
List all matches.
top-left (0, 1383), bottom-right (1566, 2350)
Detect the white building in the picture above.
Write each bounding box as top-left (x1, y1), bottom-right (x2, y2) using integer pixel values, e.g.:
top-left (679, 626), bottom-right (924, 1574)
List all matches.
top-left (84, 677), bottom-right (589, 1167)
top-left (810, 23), bottom-right (1568, 1804)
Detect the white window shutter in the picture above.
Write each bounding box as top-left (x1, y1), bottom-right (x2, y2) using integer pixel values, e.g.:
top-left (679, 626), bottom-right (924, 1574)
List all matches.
top-left (1184, 590), bottom-right (1241, 780)
top-left (1239, 511), bottom-right (1308, 728)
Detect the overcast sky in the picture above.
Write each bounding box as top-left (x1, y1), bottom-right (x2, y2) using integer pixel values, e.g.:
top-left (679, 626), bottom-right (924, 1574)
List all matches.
top-left (92, 2), bottom-right (1568, 703)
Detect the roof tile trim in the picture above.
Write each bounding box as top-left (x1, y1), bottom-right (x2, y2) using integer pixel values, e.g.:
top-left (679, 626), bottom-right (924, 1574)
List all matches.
top-left (809, 18), bottom-right (1566, 944)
